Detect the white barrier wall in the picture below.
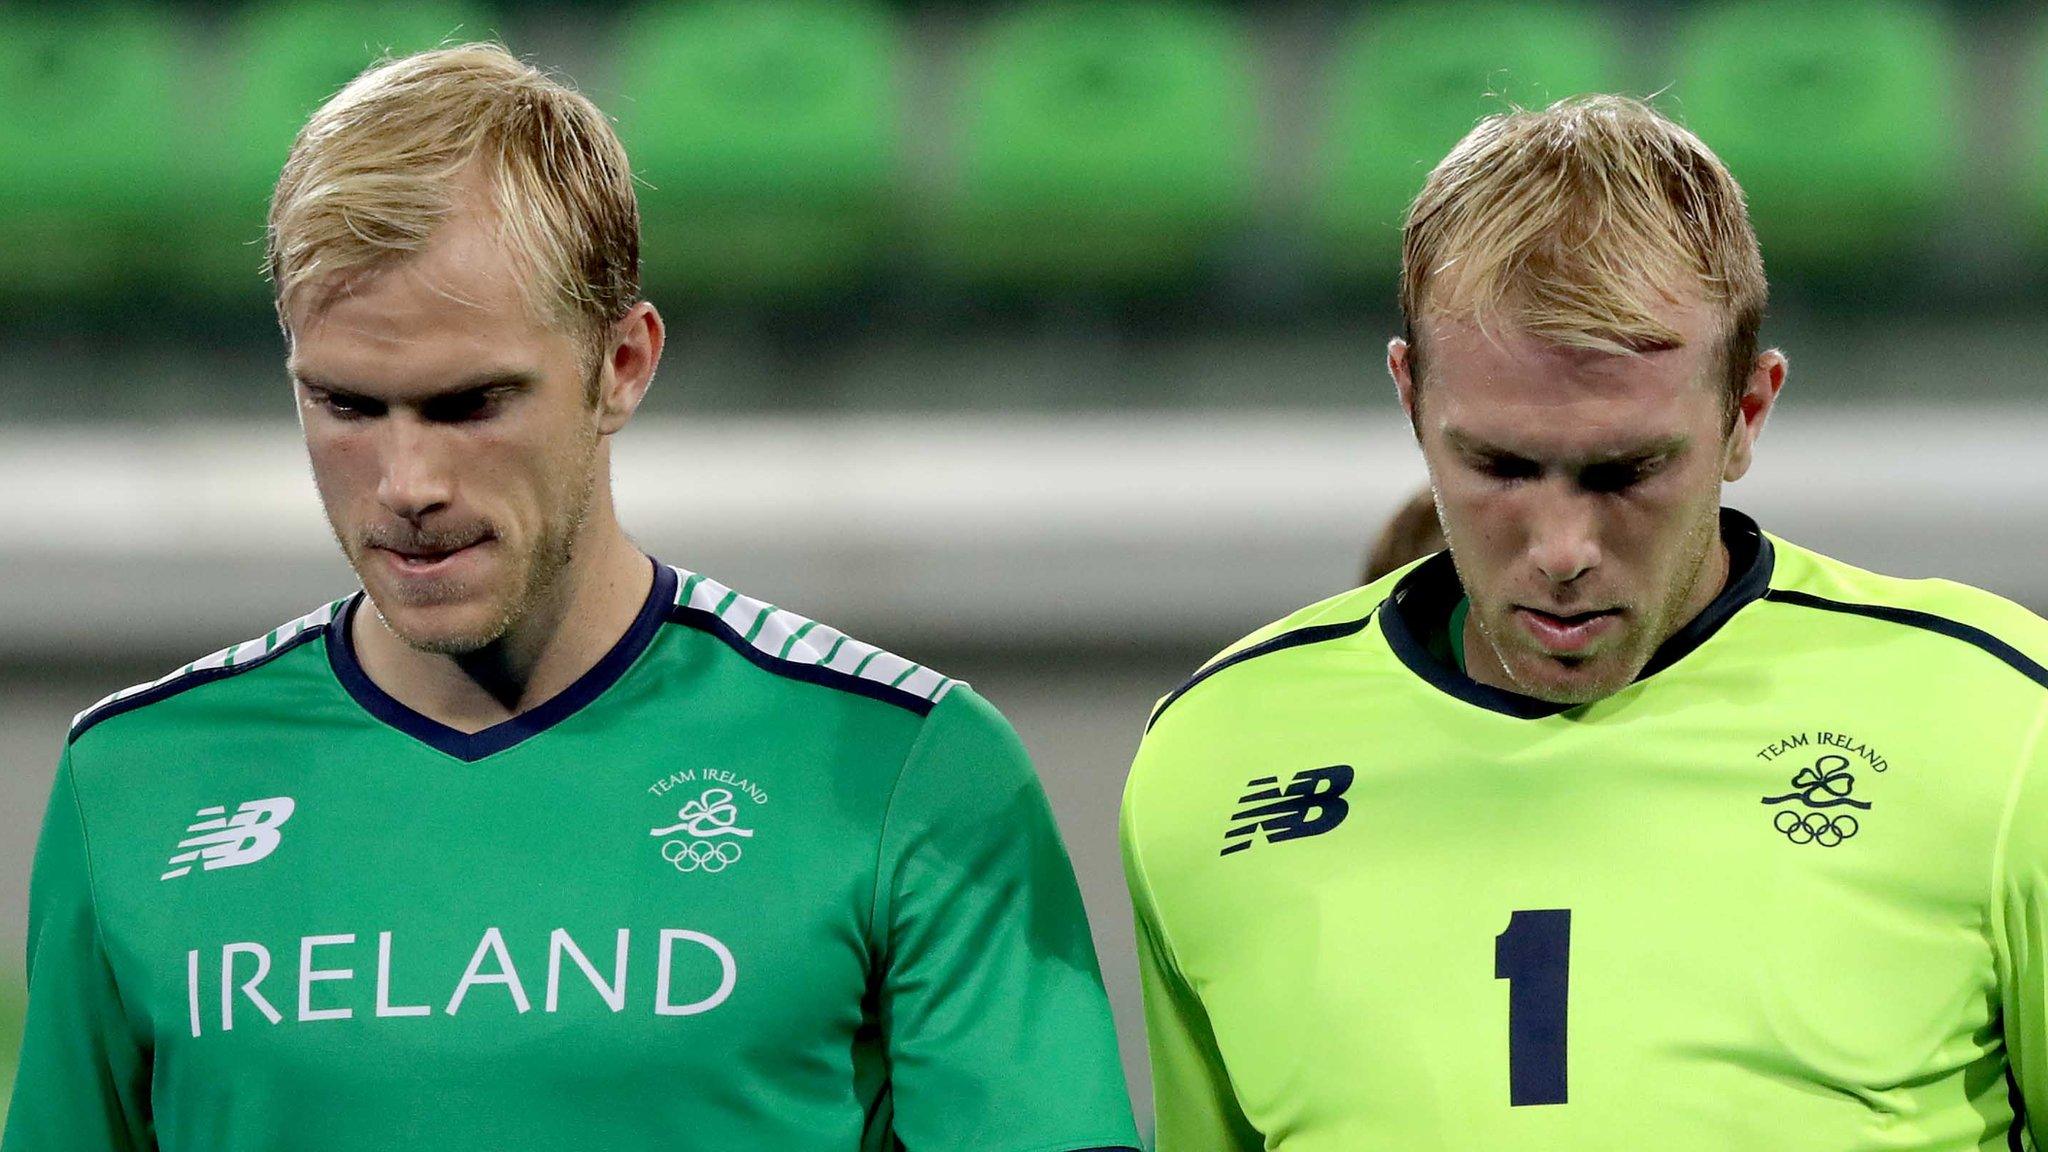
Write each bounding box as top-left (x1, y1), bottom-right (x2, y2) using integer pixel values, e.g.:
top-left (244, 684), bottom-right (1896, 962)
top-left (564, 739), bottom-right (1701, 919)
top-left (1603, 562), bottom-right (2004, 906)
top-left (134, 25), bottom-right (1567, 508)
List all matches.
top-left (3, 405), bottom-right (2043, 660)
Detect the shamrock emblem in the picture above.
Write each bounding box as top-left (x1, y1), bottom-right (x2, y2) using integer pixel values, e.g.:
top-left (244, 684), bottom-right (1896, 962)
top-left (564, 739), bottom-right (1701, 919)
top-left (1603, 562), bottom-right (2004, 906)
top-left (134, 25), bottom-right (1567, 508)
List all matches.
top-left (1761, 755), bottom-right (1871, 810)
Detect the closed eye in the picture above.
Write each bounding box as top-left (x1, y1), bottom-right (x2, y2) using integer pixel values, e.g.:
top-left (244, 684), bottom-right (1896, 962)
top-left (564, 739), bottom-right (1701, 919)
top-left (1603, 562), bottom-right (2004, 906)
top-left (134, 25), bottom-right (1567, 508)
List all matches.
top-left (1581, 454), bottom-right (1670, 494)
top-left (310, 389), bottom-right (383, 420)
top-left (420, 386), bottom-right (509, 424)
top-left (1580, 462), bottom-right (1645, 493)
top-left (1472, 454), bottom-right (1540, 482)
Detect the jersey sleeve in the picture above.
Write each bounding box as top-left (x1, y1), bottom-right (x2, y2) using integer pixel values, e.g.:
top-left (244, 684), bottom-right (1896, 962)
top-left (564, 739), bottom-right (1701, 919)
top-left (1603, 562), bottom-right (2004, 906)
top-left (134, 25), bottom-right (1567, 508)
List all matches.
top-left (872, 687), bottom-right (1140, 1152)
top-left (1121, 755), bottom-right (1263, 1151)
top-left (2, 750), bottom-right (151, 1152)
top-left (1996, 698), bottom-right (2048, 1146)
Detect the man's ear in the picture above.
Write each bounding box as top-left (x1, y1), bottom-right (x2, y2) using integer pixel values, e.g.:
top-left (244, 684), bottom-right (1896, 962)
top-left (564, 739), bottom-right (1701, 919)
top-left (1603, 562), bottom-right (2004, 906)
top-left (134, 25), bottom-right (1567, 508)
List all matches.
top-left (596, 302), bottom-right (664, 435)
top-left (1389, 337), bottom-right (1420, 436)
top-left (1723, 348), bottom-right (1786, 483)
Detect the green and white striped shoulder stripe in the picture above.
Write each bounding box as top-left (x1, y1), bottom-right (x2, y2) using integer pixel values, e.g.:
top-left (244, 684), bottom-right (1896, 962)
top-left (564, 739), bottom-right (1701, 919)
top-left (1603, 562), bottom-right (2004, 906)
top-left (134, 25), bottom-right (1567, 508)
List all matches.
top-left (668, 567), bottom-right (959, 707)
top-left (70, 599), bottom-right (345, 735)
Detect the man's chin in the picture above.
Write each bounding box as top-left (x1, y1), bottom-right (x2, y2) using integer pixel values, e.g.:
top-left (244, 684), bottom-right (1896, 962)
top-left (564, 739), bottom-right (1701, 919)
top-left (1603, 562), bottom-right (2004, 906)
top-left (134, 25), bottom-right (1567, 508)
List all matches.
top-left (365, 596), bottom-right (509, 657)
top-left (1498, 651), bottom-right (1643, 706)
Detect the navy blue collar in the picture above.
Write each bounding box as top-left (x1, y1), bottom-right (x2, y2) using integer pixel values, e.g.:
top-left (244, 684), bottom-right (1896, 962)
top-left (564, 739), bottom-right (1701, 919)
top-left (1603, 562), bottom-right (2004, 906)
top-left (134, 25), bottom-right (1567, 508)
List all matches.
top-left (327, 559), bottom-right (676, 761)
top-left (1380, 508), bottom-right (1775, 719)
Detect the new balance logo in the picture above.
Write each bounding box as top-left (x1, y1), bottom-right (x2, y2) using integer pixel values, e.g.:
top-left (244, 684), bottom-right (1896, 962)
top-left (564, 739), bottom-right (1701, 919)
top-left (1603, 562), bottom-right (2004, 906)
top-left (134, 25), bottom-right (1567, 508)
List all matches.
top-left (1221, 765), bottom-right (1354, 856)
top-left (161, 797), bottom-right (296, 880)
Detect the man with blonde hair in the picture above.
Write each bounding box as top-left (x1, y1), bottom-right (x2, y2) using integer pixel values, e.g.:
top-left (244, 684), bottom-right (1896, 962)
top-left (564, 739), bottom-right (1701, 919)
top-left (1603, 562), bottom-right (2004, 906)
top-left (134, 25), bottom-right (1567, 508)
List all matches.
top-left (1123, 95), bottom-right (2048, 1148)
top-left (5, 44), bottom-right (1140, 1152)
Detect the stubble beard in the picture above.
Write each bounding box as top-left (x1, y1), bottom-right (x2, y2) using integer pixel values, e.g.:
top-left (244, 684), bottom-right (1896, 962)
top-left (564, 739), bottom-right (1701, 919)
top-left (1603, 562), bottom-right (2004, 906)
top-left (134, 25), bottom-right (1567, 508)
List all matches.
top-left (1472, 502), bottom-right (1725, 706)
top-left (341, 434), bottom-right (603, 658)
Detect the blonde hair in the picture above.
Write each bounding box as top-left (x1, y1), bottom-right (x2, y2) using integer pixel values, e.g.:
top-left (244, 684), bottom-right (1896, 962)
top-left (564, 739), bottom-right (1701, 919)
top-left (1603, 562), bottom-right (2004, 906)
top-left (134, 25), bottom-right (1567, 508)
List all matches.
top-left (1400, 95), bottom-right (1765, 413)
top-left (267, 43), bottom-right (638, 361)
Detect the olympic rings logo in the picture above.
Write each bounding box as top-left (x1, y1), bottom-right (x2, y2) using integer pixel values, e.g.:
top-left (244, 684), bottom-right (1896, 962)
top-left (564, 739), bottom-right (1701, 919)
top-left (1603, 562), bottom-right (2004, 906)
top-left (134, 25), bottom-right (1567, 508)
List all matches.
top-left (663, 839), bottom-right (743, 873)
top-left (1773, 809), bottom-right (1859, 847)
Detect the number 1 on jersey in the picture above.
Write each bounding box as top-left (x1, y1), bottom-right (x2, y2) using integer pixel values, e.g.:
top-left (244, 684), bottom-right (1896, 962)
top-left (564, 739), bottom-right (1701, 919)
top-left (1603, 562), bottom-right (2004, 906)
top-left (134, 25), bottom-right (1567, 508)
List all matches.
top-left (1495, 908), bottom-right (1570, 1106)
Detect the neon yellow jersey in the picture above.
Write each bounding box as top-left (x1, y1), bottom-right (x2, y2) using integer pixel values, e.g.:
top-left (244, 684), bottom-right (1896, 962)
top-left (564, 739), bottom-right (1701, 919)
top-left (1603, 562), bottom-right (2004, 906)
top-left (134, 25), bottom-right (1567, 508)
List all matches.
top-left (1122, 511), bottom-right (2048, 1151)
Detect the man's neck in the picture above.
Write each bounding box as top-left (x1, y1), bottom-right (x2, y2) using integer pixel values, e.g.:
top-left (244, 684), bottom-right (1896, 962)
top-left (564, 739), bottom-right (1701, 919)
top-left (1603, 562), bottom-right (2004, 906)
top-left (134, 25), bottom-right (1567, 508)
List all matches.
top-left (351, 524), bottom-right (655, 734)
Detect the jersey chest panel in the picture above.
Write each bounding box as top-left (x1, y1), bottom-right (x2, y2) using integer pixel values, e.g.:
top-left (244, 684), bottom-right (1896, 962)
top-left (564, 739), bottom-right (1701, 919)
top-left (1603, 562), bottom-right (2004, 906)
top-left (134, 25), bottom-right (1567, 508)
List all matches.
top-left (76, 686), bottom-right (908, 1146)
top-left (1161, 659), bottom-right (2013, 1150)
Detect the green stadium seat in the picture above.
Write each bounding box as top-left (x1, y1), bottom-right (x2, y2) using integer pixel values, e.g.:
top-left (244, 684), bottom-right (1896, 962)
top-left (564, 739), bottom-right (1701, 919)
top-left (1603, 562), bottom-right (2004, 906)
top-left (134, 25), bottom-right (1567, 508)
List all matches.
top-left (185, 0), bottom-right (499, 300)
top-left (1309, 2), bottom-right (1622, 284)
top-left (0, 4), bottom-right (190, 296)
top-left (1670, 0), bottom-right (1959, 276)
top-left (614, 0), bottom-right (904, 301)
top-left (935, 0), bottom-right (1258, 292)
top-left (2027, 20), bottom-right (2048, 242)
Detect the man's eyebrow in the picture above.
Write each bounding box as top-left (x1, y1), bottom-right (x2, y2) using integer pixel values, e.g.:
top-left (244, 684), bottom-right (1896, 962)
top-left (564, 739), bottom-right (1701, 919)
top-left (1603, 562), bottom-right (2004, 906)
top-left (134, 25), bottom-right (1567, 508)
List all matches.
top-left (1442, 428), bottom-right (1689, 465)
top-left (1581, 434), bottom-right (1690, 465)
top-left (1442, 427), bottom-right (1506, 456)
top-left (1442, 427), bottom-right (1540, 460)
top-left (288, 370), bottom-right (540, 398)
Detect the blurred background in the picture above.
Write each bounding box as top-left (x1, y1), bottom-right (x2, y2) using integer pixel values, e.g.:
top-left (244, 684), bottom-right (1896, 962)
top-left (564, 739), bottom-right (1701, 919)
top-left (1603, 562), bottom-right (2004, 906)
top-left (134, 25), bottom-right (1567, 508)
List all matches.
top-left (3, 0), bottom-right (2047, 1138)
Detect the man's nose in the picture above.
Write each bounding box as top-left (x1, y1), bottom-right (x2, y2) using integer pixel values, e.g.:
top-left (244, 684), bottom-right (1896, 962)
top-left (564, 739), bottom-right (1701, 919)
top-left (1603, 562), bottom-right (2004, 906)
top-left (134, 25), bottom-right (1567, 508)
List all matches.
top-left (375, 418), bottom-right (453, 522)
top-left (1527, 487), bottom-right (1600, 586)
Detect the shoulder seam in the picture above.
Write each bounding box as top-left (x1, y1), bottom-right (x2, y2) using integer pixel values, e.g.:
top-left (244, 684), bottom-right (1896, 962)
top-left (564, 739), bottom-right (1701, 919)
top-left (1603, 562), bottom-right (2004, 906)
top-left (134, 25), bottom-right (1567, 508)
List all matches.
top-left (661, 566), bottom-right (955, 717)
top-left (68, 600), bottom-right (344, 743)
top-left (1988, 696), bottom-right (2048, 1007)
top-left (868, 698), bottom-right (946, 963)
top-left (1122, 784), bottom-right (1192, 988)
top-left (1761, 589), bottom-right (2048, 692)
top-left (1147, 605), bottom-right (1381, 733)
top-left (55, 755), bottom-right (141, 1028)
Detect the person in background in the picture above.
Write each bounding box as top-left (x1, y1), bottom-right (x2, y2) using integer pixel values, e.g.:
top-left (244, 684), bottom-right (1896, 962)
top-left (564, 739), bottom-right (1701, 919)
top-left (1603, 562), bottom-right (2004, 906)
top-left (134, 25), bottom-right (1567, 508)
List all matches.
top-left (1362, 485), bottom-right (1447, 584)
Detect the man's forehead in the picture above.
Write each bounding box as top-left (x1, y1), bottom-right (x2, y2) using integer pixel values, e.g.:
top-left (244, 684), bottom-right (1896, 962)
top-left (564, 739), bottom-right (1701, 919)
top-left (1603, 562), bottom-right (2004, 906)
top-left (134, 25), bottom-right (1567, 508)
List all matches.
top-left (1411, 309), bottom-right (1727, 413)
top-left (286, 272), bottom-right (560, 401)
top-left (289, 280), bottom-right (518, 372)
top-left (1442, 424), bottom-right (1692, 464)
top-left (1414, 314), bottom-right (1705, 368)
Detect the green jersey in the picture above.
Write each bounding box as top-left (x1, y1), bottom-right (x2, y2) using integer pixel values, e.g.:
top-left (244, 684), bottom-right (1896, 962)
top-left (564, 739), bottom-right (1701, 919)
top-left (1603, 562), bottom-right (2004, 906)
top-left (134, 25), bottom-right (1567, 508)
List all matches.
top-left (1123, 510), bottom-right (2048, 1150)
top-left (7, 560), bottom-right (1139, 1152)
